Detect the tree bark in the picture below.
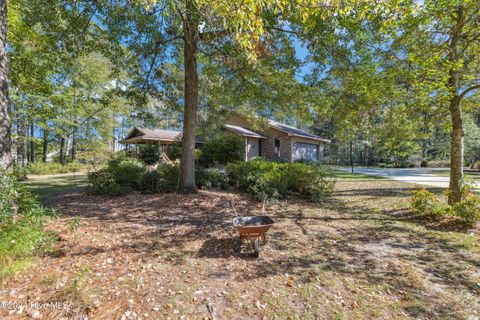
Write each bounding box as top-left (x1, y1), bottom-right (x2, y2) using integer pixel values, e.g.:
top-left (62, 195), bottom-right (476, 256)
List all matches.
top-left (447, 5), bottom-right (465, 205)
top-left (16, 120), bottom-right (28, 167)
top-left (71, 130), bottom-right (77, 161)
top-left (42, 127), bottom-right (48, 162)
top-left (0, 0), bottom-right (11, 170)
top-left (448, 96), bottom-right (464, 204)
top-left (29, 122), bottom-right (35, 163)
top-left (349, 137), bottom-right (354, 173)
top-left (178, 0), bottom-right (199, 193)
top-left (59, 136), bottom-right (66, 165)
top-left (111, 113), bottom-right (116, 152)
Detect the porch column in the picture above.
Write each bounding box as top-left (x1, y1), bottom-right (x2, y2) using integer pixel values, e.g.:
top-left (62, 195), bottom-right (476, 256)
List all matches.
top-left (245, 137), bottom-right (248, 161)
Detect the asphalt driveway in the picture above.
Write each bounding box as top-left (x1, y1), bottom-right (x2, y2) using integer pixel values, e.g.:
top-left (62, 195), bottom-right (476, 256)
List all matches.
top-left (334, 167), bottom-right (480, 189)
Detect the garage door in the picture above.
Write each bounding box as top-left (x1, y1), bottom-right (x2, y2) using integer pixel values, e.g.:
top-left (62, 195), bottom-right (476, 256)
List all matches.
top-left (294, 142), bottom-right (318, 161)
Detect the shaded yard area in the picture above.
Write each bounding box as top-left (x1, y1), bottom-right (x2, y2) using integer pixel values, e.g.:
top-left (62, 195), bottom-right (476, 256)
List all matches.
top-left (1, 180), bottom-right (479, 319)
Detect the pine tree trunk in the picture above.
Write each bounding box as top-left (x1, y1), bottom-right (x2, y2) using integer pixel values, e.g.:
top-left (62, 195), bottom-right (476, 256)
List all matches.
top-left (16, 120), bottom-right (28, 167)
top-left (59, 136), bottom-right (66, 165)
top-left (447, 5), bottom-right (465, 205)
top-left (111, 114), bottom-right (116, 152)
top-left (42, 127), bottom-right (48, 162)
top-left (29, 122), bottom-right (35, 163)
top-left (178, 0), bottom-right (198, 193)
top-left (0, 0), bottom-right (11, 170)
top-left (448, 96), bottom-right (464, 204)
top-left (71, 130), bottom-right (77, 161)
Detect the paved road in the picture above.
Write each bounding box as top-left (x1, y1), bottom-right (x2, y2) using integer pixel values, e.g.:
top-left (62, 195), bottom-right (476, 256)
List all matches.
top-left (334, 167), bottom-right (480, 189)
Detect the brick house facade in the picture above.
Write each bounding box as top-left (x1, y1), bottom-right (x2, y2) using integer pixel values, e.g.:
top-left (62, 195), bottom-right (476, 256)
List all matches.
top-left (223, 114), bottom-right (330, 163)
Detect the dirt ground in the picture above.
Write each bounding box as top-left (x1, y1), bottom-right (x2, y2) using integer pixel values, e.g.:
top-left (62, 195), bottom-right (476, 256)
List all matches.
top-left (1, 180), bottom-right (479, 319)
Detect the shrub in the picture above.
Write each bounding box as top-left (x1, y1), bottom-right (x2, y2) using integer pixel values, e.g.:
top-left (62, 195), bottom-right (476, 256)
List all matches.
top-left (107, 157), bottom-right (145, 189)
top-left (195, 169), bottom-right (228, 190)
top-left (26, 162), bottom-right (85, 175)
top-left (451, 186), bottom-right (480, 226)
top-left (138, 144), bottom-right (160, 165)
top-left (12, 165), bottom-right (28, 181)
top-left (87, 156), bottom-right (145, 195)
top-left (410, 186), bottom-right (480, 226)
top-left (140, 163), bottom-right (180, 193)
top-left (226, 159), bottom-right (335, 202)
top-left (202, 134), bottom-right (245, 166)
top-left (294, 159), bottom-right (321, 166)
top-left (139, 170), bottom-right (162, 194)
top-left (425, 159), bottom-right (450, 168)
top-left (156, 163), bottom-right (180, 192)
top-left (169, 140), bottom-right (182, 160)
top-left (0, 170), bottom-right (56, 278)
top-left (87, 170), bottom-right (129, 196)
top-left (410, 187), bottom-right (440, 217)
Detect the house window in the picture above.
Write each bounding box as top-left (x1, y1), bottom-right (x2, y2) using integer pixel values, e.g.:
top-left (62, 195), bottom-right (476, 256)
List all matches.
top-left (258, 140), bottom-right (263, 157)
top-left (274, 139), bottom-right (281, 158)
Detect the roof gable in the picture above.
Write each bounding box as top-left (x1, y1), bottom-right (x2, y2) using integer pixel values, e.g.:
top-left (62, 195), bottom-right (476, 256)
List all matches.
top-left (268, 120), bottom-right (331, 143)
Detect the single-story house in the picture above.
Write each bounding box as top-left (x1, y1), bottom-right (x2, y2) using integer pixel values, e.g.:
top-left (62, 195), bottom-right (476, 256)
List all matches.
top-left (119, 114), bottom-right (330, 162)
top-left (222, 114), bottom-right (330, 162)
top-left (118, 127), bottom-right (202, 157)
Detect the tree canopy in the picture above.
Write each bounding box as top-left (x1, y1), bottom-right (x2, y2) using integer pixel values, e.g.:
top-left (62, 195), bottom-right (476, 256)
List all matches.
top-left (0, 0), bottom-right (478, 202)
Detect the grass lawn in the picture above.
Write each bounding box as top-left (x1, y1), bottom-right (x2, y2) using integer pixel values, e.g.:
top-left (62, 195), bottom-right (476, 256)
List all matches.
top-left (2, 178), bottom-right (479, 319)
top-left (21, 172), bottom-right (88, 199)
top-left (431, 169), bottom-right (480, 183)
top-left (325, 166), bottom-right (386, 180)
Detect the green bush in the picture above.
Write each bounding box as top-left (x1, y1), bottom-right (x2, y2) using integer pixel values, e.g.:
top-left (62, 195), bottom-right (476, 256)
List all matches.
top-left (0, 170), bottom-right (56, 278)
top-left (87, 156), bottom-right (145, 195)
top-left (140, 163), bottom-right (180, 194)
top-left (156, 163), bottom-right (180, 192)
top-left (12, 165), bottom-right (28, 181)
top-left (196, 169), bottom-right (228, 190)
top-left (107, 157), bottom-right (145, 189)
top-left (139, 170), bottom-right (162, 194)
top-left (202, 134), bottom-right (245, 166)
top-left (87, 170), bottom-right (130, 196)
top-left (226, 159), bottom-right (335, 202)
top-left (169, 140), bottom-right (182, 160)
top-left (138, 144), bottom-right (160, 165)
top-left (410, 187), bottom-right (441, 217)
top-left (410, 186), bottom-right (480, 226)
top-left (26, 162), bottom-right (84, 175)
top-left (294, 159), bottom-right (321, 166)
top-left (451, 186), bottom-right (480, 226)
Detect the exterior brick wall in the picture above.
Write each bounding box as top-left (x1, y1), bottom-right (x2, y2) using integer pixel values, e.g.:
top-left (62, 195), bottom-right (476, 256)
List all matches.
top-left (225, 114), bottom-right (326, 163)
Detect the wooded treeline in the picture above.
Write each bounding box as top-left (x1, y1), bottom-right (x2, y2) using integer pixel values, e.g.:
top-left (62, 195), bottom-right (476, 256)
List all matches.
top-left (0, 0), bottom-right (478, 203)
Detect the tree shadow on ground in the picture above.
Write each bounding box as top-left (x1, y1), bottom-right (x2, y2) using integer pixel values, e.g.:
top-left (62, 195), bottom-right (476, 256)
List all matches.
top-left (43, 184), bottom-right (479, 319)
top-left (197, 237), bottom-right (258, 260)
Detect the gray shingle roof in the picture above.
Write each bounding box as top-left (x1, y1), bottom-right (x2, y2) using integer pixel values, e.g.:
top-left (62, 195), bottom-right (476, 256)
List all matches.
top-left (268, 120), bottom-right (331, 143)
top-left (223, 124), bottom-right (267, 139)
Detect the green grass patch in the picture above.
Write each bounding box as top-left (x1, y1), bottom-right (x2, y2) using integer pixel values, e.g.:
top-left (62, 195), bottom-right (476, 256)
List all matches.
top-left (431, 169), bottom-right (480, 182)
top-left (325, 167), bottom-right (386, 180)
top-left (21, 172), bottom-right (88, 199)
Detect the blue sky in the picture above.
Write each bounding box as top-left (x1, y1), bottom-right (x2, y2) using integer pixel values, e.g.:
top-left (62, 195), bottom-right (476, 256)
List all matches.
top-left (293, 37), bottom-right (313, 81)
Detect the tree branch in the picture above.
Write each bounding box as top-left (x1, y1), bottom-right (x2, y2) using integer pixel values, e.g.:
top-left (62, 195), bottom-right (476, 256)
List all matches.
top-left (459, 83), bottom-right (480, 100)
top-left (199, 30), bottom-right (230, 41)
top-left (141, 35), bottom-right (183, 92)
